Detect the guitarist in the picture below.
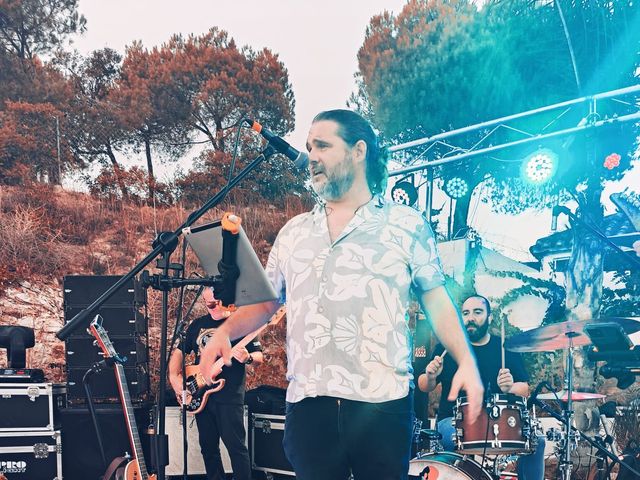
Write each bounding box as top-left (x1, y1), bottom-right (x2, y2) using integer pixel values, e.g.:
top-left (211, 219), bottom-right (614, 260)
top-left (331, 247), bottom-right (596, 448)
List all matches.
top-left (169, 287), bottom-right (263, 480)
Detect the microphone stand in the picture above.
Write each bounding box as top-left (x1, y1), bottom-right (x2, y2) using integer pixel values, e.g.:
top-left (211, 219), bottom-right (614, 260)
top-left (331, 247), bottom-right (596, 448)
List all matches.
top-left (56, 145), bottom-right (278, 480)
top-left (168, 284), bottom-right (205, 480)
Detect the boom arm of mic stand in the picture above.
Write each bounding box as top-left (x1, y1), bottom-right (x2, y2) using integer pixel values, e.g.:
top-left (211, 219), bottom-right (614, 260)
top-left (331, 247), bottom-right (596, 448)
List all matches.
top-left (533, 399), bottom-right (640, 478)
top-left (557, 206), bottom-right (640, 269)
top-left (56, 145), bottom-right (277, 342)
top-left (56, 145), bottom-right (277, 480)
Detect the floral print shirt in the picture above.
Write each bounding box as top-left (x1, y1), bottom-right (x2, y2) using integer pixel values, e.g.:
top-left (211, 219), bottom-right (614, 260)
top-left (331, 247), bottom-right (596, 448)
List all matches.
top-left (266, 195), bottom-right (445, 403)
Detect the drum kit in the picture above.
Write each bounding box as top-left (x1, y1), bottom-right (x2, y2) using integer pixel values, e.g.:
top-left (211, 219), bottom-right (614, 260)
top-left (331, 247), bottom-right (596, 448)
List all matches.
top-left (409, 316), bottom-right (640, 480)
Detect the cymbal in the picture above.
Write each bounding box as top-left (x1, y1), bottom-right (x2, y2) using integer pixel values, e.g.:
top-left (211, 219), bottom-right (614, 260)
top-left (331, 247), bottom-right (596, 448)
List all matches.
top-left (504, 317), bottom-right (640, 353)
top-left (537, 390), bottom-right (606, 401)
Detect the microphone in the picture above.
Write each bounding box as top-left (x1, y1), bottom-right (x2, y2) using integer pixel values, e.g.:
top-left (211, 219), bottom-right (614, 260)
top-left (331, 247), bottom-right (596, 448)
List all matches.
top-left (550, 205), bottom-right (572, 231)
top-left (244, 119), bottom-right (308, 169)
top-left (551, 206), bottom-right (559, 231)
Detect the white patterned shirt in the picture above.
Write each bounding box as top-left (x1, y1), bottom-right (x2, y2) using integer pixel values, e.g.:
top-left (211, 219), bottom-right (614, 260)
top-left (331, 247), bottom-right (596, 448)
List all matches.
top-left (265, 195), bottom-right (446, 403)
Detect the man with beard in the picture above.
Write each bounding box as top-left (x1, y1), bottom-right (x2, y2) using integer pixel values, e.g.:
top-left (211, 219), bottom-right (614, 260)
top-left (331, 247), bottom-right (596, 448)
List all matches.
top-left (418, 294), bottom-right (545, 480)
top-left (200, 109), bottom-right (483, 480)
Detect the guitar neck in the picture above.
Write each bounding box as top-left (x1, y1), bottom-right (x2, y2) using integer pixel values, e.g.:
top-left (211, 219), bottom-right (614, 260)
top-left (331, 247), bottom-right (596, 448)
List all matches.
top-left (114, 363), bottom-right (148, 479)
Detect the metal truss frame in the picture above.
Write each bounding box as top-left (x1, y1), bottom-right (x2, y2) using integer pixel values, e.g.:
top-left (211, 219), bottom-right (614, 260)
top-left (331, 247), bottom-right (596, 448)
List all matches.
top-left (387, 84), bottom-right (640, 178)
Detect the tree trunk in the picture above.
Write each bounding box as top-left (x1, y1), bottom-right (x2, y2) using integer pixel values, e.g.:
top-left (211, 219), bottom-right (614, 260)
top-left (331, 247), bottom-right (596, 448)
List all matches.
top-left (106, 144), bottom-right (128, 201)
top-left (144, 137), bottom-right (155, 204)
top-left (451, 179), bottom-right (481, 238)
top-left (565, 227), bottom-right (604, 322)
top-left (564, 179), bottom-right (604, 394)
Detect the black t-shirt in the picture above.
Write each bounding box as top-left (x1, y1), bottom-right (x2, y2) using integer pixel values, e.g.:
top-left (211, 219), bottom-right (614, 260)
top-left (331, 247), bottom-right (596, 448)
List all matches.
top-left (432, 335), bottom-right (529, 419)
top-left (180, 313), bottom-right (262, 405)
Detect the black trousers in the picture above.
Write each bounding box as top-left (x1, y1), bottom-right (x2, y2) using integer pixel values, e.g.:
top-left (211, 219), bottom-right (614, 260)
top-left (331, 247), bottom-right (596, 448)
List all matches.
top-left (283, 393), bottom-right (415, 480)
top-left (194, 402), bottom-right (251, 480)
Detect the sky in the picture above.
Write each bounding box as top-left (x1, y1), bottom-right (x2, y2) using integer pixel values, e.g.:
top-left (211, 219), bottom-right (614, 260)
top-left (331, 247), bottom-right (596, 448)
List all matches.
top-left (70, 0), bottom-right (639, 262)
top-left (73, 0), bottom-right (407, 148)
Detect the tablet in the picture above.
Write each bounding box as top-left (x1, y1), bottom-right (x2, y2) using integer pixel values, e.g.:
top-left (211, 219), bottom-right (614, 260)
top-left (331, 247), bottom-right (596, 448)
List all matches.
top-left (183, 220), bottom-right (277, 307)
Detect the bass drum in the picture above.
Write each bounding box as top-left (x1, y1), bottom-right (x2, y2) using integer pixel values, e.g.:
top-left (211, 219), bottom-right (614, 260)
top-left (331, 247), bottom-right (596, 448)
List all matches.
top-left (408, 452), bottom-right (493, 480)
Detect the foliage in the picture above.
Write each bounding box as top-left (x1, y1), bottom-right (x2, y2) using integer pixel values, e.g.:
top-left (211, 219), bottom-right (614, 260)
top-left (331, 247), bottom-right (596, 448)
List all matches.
top-left (0, 100), bottom-right (77, 184)
top-left (601, 269), bottom-right (640, 317)
top-left (166, 28), bottom-right (305, 206)
top-left (0, 0), bottom-right (85, 59)
top-left (613, 401), bottom-right (640, 452)
top-left (174, 147), bottom-right (311, 209)
top-left (0, 184), bottom-right (306, 290)
top-left (61, 48), bottom-right (133, 198)
top-left (354, 0), bottom-right (640, 230)
top-left (89, 165), bottom-right (174, 207)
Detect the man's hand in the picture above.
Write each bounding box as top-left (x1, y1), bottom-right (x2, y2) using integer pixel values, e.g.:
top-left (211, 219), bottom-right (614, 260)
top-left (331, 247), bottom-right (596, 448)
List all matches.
top-left (232, 347), bottom-right (251, 364)
top-left (448, 354), bottom-right (484, 423)
top-left (497, 368), bottom-right (514, 393)
top-left (170, 377), bottom-right (192, 406)
top-left (199, 327), bottom-right (232, 384)
top-left (425, 355), bottom-right (445, 378)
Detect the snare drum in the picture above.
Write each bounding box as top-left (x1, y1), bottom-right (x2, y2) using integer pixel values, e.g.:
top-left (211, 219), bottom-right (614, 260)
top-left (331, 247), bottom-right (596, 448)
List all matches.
top-left (408, 452), bottom-right (493, 480)
top-left (454, 393), bottom-right (531, 455)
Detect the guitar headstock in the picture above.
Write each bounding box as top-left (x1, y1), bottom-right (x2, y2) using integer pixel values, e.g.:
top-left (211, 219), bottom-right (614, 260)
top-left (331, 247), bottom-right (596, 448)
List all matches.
top-left (269, 306), bottom-right (286, 326)
top-left (88, 315), bottom-right (119, 360)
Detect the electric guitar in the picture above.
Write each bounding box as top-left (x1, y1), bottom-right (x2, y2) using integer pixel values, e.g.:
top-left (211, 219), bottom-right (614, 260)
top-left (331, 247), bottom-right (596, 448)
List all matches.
top-left (89, 316), bottom-right (157, 480)
top-left (182, 306), bottom-right (286, 414)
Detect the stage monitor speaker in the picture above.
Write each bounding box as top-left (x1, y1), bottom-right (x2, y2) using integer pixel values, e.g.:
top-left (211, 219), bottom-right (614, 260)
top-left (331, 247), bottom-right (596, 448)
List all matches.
top-left (59, 405), bottom-right (152, 480)
top-left (63, 275), bottom-right (146, 307)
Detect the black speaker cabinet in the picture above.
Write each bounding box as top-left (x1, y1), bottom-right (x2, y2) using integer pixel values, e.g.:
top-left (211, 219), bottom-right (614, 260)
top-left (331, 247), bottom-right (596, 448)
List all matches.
top-left (63, 275), bottom-right (145, 307)
top-left (67, 366), bottom-right (149, 404)
top-left (63, 275), bottom-right (149, 405)
top-left (66, 336), bottom-right (148, 369)
top-left (65, 305), bottom-right (147, 338)
top-left (59, 405), bottom-right (152, 480)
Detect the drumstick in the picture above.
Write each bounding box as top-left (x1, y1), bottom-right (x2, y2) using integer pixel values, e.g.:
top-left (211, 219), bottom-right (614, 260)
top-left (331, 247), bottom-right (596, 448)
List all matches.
top-left (501, 317), bottom-right (506, 370)
top-left (440, 349), bottom-right (447, 359)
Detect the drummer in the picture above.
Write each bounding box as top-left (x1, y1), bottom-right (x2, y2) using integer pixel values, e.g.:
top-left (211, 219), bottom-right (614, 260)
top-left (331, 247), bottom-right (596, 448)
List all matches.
top-left (418, 294), bottom-right (545, 480)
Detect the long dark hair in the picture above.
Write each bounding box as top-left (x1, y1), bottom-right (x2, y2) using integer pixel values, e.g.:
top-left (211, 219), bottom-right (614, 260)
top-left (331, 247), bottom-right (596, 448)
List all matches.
top-left (312, 109), bottom-right (388, 195)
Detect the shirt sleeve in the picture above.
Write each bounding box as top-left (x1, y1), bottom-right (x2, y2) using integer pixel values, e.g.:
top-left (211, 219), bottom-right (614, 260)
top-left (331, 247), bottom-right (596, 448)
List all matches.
top-left (410, 218), bottom-right (446, 294)
top-left (265, 234), bottom-right (286, 304)
top-left (179, 320), bottom-right (196, 355)
top-left (248, 338), bottom-right (263, 353)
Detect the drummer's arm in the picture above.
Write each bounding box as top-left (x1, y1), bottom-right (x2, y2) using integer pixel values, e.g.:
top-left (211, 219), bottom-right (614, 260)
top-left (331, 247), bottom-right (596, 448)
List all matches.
top-left (497, 367), bottom-right (530, 396)
top-left (417, 371), bottom-right (437, 393)
top-left (510, 382), bottom-right (529, 396)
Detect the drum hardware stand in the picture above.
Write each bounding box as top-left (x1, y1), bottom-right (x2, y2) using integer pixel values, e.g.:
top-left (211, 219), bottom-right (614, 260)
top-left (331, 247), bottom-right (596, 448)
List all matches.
top-left (589, 434), bottom-right (616, 480)
top-left (532, 398), bottom-right (640, 479)
top-left (558, 336), bottom-right (578, 480)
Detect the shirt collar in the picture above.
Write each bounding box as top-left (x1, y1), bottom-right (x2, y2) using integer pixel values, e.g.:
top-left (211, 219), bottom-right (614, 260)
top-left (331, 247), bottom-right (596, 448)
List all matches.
top-left (311, 194), bottom-right (384, 216)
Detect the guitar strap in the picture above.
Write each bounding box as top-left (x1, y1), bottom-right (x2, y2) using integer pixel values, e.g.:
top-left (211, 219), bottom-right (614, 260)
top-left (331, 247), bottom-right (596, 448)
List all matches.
top-left (101, 456), bottom-right (129, 480)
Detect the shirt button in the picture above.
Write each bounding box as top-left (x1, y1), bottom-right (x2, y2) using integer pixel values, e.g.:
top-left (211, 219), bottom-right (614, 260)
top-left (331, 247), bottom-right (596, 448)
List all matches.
top-left (318, 306), bottom-right (324, 313)
top-left (321, 276), bottom-right (328, 282)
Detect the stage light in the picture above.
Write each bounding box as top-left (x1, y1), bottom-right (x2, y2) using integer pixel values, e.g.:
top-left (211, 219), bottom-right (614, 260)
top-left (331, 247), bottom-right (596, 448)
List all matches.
top-left (522, 148), bottom-right (557, 184)
top-left (444, 177), bottom-right (469, 199)
top-left (391, 181), bottom-right (418, 206)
